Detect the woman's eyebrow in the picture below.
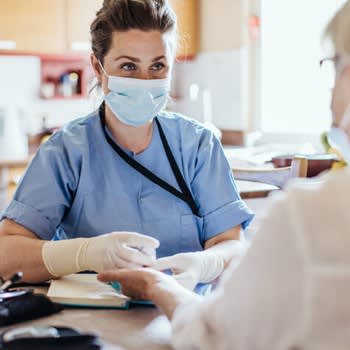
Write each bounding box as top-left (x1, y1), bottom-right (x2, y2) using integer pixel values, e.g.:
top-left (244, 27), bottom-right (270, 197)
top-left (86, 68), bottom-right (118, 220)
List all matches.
top-left (152, 55), bottom-right (166, 62)
top-left (115, 55), bottom-right (141, 62)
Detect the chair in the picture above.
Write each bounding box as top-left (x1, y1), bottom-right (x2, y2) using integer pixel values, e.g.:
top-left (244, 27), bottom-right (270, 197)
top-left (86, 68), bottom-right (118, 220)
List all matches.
top-left (233, 156), bottom-right (308, 199)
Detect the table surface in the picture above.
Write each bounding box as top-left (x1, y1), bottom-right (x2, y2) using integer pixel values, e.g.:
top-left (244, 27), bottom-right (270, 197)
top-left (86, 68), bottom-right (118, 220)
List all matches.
top-left (236, 179), bottom-right (279, 199)
top-left (0, 302), bottom-right (172, 350)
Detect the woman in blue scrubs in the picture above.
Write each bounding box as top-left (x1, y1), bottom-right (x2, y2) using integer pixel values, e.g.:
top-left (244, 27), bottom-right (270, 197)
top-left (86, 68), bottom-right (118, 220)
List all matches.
top-left (0, 0), bottom-right (253, 284)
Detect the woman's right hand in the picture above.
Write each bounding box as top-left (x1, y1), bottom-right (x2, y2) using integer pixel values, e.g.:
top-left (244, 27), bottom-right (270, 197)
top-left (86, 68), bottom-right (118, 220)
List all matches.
top-left (81, 232), bottom-right (160, 272)
top-left (42, 231), bottom-right (160, 277)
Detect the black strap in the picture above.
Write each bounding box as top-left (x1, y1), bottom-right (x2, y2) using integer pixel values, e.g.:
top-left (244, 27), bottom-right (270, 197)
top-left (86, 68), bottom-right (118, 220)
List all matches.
top-left (99, 105), bottom-right (200, 217)
top-left (154, 118), bottom-right (199, 216)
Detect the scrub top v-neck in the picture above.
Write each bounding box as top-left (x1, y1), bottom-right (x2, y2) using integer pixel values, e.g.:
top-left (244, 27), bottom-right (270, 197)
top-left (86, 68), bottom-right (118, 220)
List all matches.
top-left (0, 108), bottom-right (254, 258)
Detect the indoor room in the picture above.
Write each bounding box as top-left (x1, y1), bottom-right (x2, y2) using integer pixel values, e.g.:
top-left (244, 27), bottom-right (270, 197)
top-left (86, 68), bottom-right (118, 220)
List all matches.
top-left (0, 1), bottom-right (348, 349)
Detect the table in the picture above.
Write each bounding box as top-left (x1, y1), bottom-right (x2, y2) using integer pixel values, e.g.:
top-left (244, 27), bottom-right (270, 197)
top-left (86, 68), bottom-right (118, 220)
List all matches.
top-left (236, 179), bottom-right (279, 199)
top-left (0, 303), bottom-right (172, 350)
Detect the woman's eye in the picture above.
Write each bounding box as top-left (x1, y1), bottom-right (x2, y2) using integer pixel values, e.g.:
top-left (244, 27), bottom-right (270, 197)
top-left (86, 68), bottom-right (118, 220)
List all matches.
top-left (121, 63), bottom-right (137, 71)
top-left (150, 62), bottom-right (165, 71)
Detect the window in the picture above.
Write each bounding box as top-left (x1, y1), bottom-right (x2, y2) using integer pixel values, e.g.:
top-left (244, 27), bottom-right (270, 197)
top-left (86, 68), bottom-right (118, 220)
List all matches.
top-left (260, 0), bottom-right (346, 135)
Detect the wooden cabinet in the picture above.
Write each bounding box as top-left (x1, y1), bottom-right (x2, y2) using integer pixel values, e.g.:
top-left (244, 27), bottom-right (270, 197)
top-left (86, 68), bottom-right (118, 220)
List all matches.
top-left (0, 0), bottom-right (66, 53)
top-left (0, 0), bottom-right (199, 57)
top-left (66, 0), bottom-right (199, 56)
top-left (169, 0), bottom-right (199, 58)
top-left (0, 0), bottom-right (101, 53)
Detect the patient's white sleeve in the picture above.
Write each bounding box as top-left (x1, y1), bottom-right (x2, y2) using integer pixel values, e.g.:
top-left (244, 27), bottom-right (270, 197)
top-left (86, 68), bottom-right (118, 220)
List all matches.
top-left (171, 193), bottom-right (304, 350)
top-left (171, 169), bottom-right (350, 350)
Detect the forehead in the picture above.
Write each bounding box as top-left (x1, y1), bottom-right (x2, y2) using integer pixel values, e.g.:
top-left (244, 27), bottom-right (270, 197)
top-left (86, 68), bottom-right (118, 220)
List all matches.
top-left (107, 29), bottom-right (170, 59)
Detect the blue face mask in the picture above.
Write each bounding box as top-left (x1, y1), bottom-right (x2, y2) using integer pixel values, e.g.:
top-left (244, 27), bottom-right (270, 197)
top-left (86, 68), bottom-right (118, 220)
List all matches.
top-left (328, 103), bottom-right (350, 163)
top-left (328, 126), bottom-right (350, 163)
top-left (99, 62), bottom-right (170, 127)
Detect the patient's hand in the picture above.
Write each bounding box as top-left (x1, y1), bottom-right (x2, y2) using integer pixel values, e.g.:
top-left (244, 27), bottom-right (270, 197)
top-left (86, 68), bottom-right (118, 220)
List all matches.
top-left (98, 268), bottom-right (198, 319)
top-left (98, 268), bottom-right (175, 300)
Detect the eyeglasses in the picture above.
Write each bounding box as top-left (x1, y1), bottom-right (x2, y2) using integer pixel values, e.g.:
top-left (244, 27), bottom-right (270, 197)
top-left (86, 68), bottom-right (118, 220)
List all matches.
top-left (319, 55), bottom-right (339, 89)
top-left (319, 55), bottom-right (339, 68)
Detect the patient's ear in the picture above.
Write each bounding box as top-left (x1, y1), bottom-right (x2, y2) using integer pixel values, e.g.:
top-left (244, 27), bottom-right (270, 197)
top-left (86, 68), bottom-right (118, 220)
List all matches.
top-left (331, 63), bottom-right (350, 125)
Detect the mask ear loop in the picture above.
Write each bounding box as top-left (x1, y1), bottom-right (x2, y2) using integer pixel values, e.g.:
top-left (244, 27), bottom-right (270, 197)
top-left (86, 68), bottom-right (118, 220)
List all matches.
top-left (340, 104), bottom-right (350, 130)
top-left (98, 60), bottom-right (109, 78)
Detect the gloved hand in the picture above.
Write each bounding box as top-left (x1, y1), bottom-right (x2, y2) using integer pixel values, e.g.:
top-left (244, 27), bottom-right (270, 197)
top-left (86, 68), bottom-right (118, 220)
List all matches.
top-left (42, 232), bottom-right (159, 277)
top-left (152, 251), bottom-right (224, 291)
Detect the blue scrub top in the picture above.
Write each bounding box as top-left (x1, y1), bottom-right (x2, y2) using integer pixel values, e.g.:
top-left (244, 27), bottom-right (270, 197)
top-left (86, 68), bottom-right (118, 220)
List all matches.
top-left (0, 109), bottom-right (254, 258)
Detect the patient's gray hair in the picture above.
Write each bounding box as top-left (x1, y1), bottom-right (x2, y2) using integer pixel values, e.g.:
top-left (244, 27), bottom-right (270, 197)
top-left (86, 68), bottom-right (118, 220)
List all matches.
top-left (325, 1), bottom-right (350, 58)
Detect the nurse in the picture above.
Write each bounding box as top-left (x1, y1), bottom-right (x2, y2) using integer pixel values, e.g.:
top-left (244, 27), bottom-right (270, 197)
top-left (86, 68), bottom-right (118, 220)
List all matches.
top-left (0, 0), bottom-right (253, 283)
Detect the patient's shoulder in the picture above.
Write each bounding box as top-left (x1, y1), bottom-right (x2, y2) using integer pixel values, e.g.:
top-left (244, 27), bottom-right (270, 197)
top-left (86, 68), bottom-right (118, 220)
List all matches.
top-left (282, 168), bottom-right (350, 265)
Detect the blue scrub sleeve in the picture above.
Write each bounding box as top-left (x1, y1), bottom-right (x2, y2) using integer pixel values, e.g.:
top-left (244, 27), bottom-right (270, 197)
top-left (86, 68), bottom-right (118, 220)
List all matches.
top-left (0, 133), bottom-right (78, 240)
top-left (191, 132), bottom-right (254, 242)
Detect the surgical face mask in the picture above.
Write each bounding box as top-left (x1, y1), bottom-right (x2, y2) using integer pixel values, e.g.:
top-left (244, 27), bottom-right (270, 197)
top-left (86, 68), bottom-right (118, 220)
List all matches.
top-left (99, 62), bottom-right (170, 127)
top-left (328, 104), bottom-right (350, 163)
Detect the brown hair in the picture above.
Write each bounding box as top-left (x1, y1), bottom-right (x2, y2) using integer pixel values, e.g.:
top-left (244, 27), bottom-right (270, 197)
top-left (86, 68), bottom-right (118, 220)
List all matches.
top-left (90, 0), bottom-right (177, 63)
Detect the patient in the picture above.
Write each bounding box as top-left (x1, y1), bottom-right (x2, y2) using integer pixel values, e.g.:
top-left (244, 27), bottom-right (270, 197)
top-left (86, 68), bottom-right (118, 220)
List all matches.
top-left (98, 2), bottom-right (350, 349)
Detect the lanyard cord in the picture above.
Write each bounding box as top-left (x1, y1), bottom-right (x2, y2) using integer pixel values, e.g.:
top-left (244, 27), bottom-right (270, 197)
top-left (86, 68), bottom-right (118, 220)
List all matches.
top-left (99, 105), bottom-right (200, 217)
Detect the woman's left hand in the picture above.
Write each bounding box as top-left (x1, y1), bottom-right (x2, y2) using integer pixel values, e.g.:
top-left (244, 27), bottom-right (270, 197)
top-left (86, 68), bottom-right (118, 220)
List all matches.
top-left (152, 251), bottom-right (225, 290)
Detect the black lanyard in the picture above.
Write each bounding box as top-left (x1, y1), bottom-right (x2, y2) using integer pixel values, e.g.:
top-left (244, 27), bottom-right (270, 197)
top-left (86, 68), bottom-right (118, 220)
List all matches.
top-left (99, 104), bottom-right (200, 217)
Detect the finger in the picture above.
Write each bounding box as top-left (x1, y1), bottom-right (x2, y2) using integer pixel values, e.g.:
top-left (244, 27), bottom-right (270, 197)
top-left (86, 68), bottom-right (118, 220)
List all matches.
top-left (151, 256), bottom-right (175, 271)
top-left (118, 245), bottom-right (156, 266)
top-left (173, 272), bottom-right (197, 291)
top-left (152, 255), bottom-right (185, 271)
top-left (123, 233), bottom-right (160, 249)
top-left (123, 244), bottom-right (157, 260)
top-left (140, 246), bottom-right (156, 259)
top-left (105, 250), bottom-right (146, 269)
top-left (98, 270), bottom-right (125, 283)
top-left (115, 256), bottom-right (145, 269)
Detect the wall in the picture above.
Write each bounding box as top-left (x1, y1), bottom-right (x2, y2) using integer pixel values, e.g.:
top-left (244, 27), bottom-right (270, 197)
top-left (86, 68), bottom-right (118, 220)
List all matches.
top-left (170, 50), bottom-right (245, 130)
top-left (169, 0), bottom-right (247, 130)
top-left (200, 0), bottom-right (244, 51)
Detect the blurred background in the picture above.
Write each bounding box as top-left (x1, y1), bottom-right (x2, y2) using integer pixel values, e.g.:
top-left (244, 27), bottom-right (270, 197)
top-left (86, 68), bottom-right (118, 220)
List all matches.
top-left (0, 0), bottom-right (346, 202)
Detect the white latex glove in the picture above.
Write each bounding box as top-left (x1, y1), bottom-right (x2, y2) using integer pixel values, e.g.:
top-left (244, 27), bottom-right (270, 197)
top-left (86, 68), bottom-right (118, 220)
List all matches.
top-left (152, 251), bottom-right (224, 291)
top-left (42, 231), bottom-right (160, 277)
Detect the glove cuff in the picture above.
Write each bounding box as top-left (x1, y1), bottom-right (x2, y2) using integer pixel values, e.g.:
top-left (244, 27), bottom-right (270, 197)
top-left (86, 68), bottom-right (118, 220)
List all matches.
top-left (198, 252), bottom-right (225, 283)
top-left (42, 238), bottom-right (88, 277)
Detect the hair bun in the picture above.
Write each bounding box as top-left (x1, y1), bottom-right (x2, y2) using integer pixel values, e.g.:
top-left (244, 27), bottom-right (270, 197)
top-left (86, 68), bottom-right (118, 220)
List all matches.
top-left (103, 0), bottom-right (117, 8)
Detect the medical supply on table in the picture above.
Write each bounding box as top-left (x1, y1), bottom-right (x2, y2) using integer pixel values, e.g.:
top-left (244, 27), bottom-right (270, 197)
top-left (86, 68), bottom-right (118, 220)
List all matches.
top-left (0, 272), bottom-right (23, 292)
top-left (0, 325), bottom-right (101, 349)
top-left (0, 273), bottom-right (63, 326)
